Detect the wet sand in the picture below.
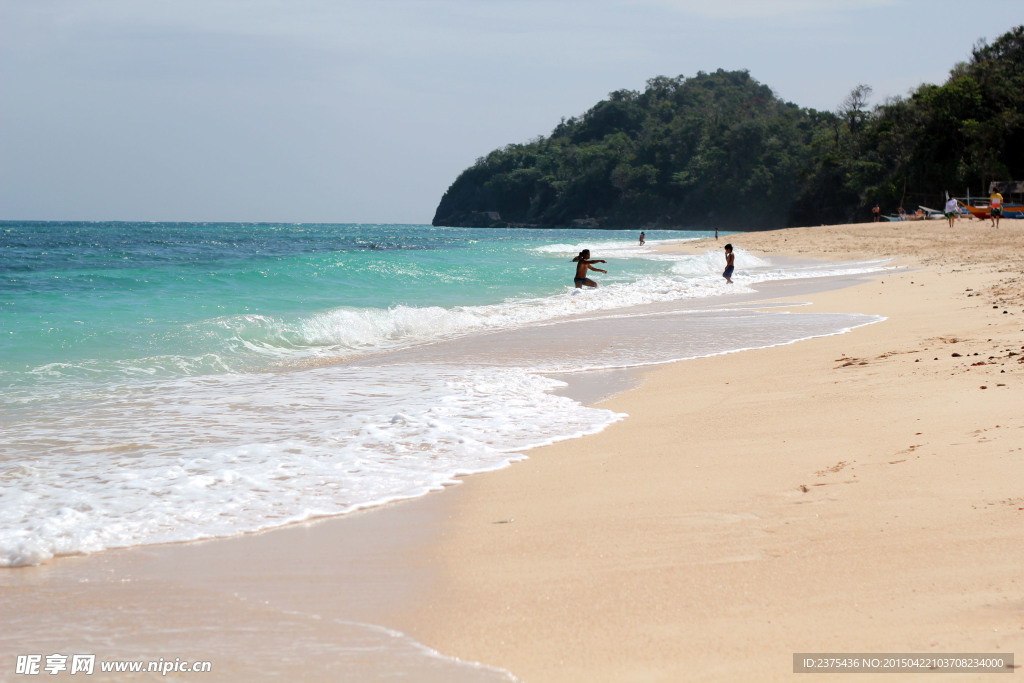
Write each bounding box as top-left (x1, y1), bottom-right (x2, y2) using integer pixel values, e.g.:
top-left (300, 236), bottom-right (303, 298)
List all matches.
top-left (3, 219), bottom-right (1022, 681)
top-left (394, 220), bottom-right (1024, 681)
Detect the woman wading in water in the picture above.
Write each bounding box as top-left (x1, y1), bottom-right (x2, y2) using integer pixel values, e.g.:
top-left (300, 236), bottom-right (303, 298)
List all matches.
top-left (572, 249), bottom-right (607, 288)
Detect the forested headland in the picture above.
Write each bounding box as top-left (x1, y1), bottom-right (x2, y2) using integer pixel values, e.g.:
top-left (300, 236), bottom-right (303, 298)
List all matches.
top-left (432, 26), bottom-right (1023, 230)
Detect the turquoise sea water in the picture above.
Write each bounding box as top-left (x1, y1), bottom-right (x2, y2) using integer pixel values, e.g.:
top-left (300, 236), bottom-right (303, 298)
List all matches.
top-left (1, 221), bottom-right (891, 572)
top-left (2, 220), bottom-right (896, 680)
top-left (4, 222), bottom-right (642, 380)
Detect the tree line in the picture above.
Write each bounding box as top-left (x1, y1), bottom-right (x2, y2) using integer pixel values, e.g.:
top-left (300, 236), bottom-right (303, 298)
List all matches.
top-left (432, 26), bottom-right (1023, 230)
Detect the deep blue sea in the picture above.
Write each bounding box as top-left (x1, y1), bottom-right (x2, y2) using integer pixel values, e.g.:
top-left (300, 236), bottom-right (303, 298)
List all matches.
top-left (0, 221), bottom-right (890, 570)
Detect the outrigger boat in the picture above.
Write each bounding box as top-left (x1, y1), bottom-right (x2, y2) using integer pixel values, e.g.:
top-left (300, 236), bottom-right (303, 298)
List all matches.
top-left (883, 206), bottom-right (944, 221)
top-left (917, 206), bottom-right (946, 219)
top-left (957, 181), bottom-right (1024, 218)
top-left (961, 203), bottom-right (1024, 219)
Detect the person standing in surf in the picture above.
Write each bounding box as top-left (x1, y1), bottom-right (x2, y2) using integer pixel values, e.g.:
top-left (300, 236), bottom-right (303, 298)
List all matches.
top-left (723, 243), bottom-right (735, 284)
top-left (572, 249), bottom-right (607, 288)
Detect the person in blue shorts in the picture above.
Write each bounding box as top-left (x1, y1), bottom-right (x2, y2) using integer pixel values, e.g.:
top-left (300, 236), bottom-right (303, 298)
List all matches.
top-left (723, 243), bottom-right (734, 283)
top-left (572, 249), bottom-right (607, 288)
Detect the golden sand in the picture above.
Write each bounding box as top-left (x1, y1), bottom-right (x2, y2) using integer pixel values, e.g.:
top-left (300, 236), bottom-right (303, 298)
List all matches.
top-left (395, 220), bottom-right (1024, 681)
top-left (4, 219), bottom-right (1022, 681)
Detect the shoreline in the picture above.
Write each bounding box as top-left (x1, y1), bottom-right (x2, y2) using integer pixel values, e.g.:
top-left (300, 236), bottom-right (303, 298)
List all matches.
top-left (3, 221), bottom-right (1023, 681)
top-left (394, 221), bottom-right (1024, 680)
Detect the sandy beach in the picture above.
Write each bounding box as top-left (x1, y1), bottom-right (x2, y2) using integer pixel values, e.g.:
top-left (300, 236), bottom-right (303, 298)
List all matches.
top-left (393, 219), bottom-right (1024, 680)
top-left (3, 219), bottom-right (1022, 681)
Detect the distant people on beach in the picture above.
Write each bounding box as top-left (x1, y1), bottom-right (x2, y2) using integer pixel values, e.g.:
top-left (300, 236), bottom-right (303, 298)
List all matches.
top-left (944, 196), bottom-right (959, 228)
top-left (872, 204), bottom-right (880, 222)
top-left (715, 227), bottom-right (719, 240)
top-left (723, 243), bottom-right (734, 284)
top-left (572, 249), bottom-right (607, 288)
top-left (990, 187), bottom-right (1003, 227)
top-left (639, 231), bottom-right (645, 246)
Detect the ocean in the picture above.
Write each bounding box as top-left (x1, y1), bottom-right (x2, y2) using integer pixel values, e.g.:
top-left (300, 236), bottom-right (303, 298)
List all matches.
top-left (0, 221), bottom-right (891, 569)
top-left (1, 220), bottom-right (894, 679)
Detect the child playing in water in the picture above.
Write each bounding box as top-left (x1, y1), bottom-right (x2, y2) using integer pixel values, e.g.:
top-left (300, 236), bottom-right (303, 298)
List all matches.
top-left (723, 243), bottom-right (734, 283)
top-left (572, 249), bottom-right (607, 288)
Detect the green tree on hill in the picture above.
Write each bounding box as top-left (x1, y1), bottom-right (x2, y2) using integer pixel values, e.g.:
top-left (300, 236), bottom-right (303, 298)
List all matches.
top-left (433, 26), bottom-right (1024, 229)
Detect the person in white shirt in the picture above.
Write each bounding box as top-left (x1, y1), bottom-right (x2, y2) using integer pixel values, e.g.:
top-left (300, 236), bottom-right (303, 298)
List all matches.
top-left (944, 196), bottom-right (959, 228)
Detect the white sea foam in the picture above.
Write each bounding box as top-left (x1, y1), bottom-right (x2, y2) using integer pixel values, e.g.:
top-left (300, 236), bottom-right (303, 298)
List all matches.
top-left (0, 246), bottom-right (894, 567)
top-left (0, 365), bottom-right (623, 566)
top-left (8, 248), bottom-right (892, 386)
top-left (219, 250), bottom-right (885, 357)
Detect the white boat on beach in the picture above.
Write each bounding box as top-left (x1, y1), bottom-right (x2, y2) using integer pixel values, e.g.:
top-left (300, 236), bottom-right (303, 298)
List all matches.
top-left (883, 206), bottom-right (943, 221)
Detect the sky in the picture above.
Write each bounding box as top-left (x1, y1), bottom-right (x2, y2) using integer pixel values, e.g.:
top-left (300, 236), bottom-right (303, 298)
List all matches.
top-left (1, 0), bottom-right (1020, 224)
